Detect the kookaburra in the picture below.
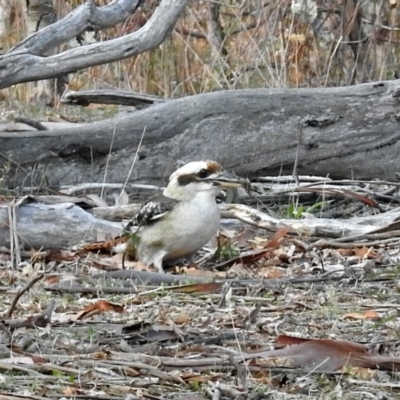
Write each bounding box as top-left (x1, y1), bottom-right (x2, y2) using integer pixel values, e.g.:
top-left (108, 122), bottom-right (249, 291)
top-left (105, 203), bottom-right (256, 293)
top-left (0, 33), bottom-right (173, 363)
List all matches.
top-left (123, 160), bottom-right (246, 273)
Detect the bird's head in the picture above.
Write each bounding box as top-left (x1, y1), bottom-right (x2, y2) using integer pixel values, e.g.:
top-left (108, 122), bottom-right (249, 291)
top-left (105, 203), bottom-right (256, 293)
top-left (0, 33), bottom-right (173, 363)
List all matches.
top-left (163, 160), bottom-right (246, 201)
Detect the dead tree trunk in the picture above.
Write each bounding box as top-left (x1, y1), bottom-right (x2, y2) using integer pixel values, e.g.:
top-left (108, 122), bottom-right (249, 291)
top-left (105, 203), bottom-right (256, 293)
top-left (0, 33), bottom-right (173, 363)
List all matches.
top-left (1, 80), bottom-right (400, 190)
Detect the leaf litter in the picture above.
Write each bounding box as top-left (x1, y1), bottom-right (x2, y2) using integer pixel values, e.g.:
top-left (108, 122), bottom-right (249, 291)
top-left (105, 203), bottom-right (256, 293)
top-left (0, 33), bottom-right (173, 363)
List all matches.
top-left (2, 176), bottom-right (400, 398)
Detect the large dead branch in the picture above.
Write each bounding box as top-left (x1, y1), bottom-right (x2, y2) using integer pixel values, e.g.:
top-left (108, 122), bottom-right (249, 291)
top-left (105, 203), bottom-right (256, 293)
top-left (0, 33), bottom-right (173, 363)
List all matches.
top-left (0, 0), bottom-right (189, 88)
top-left (12, 0), bottom-right (141, 56)
top-left (1, 80), bottom-right (400, 190)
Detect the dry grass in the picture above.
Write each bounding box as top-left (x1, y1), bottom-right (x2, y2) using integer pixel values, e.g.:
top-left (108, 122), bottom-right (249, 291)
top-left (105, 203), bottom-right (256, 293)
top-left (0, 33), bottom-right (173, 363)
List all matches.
top-left (1, 0), bottom-right (400, 107)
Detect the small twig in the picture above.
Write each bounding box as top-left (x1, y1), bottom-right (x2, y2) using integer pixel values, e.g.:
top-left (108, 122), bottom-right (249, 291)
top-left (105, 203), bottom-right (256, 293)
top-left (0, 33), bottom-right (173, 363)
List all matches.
top-left (174, 26), bottom-right (206, 39)
top-left (59, 182), bottom-right (163, 195)
top-left (13, 116), bottom-right (48, 131)
top-left (93, 269), bottom-right (209, 285)
top-left (11, 201), bottom-right (21, 267)
top-left (228, 353), bottom-right (248, 390)
top-left (7, 273), bottom-right (46, 318)
top-left (100, 124), bottom-right (117, 200)
top-left (119, 127), bottom-right (147, 201)
top-left (7, 203), bottom-right (14, 270)
top-left (329, 230), bottom-right (400, 243)
top-left (0, 151), bottom-right (30, 175)
top-left (0, 247), bottom-right (50, 258)
top-left (0, 361), bottom-right (45, 376)
top-left (219, 281), bottom-right (233, 308)
top-left (256, 176), bottom-right (400, 188)
top-left (314, 237), bottom-right (400, 249)
top-left (44, 285), bottom-right (138, 295)
top-left (7, 199), bottom-right (21, 268)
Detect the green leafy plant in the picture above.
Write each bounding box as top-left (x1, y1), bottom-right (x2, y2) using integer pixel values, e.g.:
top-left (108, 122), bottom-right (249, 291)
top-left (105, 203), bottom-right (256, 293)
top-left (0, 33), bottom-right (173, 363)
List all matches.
top-left (215, 241), bottom-right (240, 261)
top-left (287, 203), bottom-right (304, 219)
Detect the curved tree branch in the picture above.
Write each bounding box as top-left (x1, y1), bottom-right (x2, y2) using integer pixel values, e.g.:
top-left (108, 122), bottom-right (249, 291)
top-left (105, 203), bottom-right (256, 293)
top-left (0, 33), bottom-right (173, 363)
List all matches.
top-left (0, 0), bottom-right (189, 89)
top-left (12, 0), bottom-right (141, 56)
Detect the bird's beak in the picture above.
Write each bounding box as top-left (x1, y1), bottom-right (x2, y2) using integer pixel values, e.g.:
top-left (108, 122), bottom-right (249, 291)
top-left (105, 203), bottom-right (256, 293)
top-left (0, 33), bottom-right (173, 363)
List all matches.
top-left (207, 170), bottom-right (249, 189)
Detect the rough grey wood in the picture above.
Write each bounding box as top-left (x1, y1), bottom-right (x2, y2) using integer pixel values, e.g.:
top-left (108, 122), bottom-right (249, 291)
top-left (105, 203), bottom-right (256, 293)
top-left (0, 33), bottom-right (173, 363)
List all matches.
top-left (61, 89), bottom-right (164, 108)
top-left (0, 0), bottom-right (189, 88)
top-left (11, 0), bottom-right (141, 56)
top-left (0, 202), bottom-right (122, 249)
top-left (1, 80), bottom-right (400, 190)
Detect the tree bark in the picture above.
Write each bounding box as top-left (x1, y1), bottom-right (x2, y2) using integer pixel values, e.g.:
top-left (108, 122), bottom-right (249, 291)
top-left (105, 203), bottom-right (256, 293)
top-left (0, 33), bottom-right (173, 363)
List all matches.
top-left (1, 79), bottom-right (400, 190)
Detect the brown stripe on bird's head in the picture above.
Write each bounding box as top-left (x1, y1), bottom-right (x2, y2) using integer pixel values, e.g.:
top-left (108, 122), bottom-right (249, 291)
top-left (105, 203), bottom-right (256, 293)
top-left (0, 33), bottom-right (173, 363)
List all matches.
top-left (177, 174), bottom-right (199, 186)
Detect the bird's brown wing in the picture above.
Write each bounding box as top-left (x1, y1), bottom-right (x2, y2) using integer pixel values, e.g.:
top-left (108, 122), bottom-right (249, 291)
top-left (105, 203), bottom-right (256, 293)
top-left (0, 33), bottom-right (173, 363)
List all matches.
top-left (135, 195), bottom-right (179, 226)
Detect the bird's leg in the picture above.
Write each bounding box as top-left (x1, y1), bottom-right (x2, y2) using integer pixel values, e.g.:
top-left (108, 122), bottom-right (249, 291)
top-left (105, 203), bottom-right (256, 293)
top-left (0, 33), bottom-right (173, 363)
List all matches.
top-left (185, 252), bottom-right (197, 264)
top-left (153, 251), bottom-right (167, 274)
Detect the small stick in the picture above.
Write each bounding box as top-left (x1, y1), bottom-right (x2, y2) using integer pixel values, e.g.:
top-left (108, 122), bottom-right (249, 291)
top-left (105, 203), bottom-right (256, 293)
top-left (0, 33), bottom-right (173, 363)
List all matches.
top-left (7, 273), bottom-right (45, 319)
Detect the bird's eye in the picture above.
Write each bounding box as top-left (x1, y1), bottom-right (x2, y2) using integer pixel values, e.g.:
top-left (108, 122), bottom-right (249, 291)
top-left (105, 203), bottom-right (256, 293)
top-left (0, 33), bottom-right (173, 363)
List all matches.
top-left (198, 169), bottom-right (210, 179)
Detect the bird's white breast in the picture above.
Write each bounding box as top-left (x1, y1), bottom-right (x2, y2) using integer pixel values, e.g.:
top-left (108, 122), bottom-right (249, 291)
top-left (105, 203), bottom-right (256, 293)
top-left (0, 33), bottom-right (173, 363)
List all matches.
top-left (138, 191), bottom-right (221, 262)
top-left (171, 192), bottom-right (220, 246)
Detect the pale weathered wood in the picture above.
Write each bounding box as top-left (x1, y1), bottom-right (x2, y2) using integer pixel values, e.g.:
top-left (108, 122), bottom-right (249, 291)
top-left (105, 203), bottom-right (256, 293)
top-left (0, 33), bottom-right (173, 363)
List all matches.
top-left (220, 203), bottom-right (400, 238)
top-left (0, 119), bottom-right (86, 132)
top-left (1, 80), bottom-right (400, 191)
top-left (0, 0), bottom-right (189, 88)
top-left (0, 202), bottom-right (122, 249)
top-left (89, 204), bottom-right (141, 220)
top-left (11, 0), bottom-right (141, 56)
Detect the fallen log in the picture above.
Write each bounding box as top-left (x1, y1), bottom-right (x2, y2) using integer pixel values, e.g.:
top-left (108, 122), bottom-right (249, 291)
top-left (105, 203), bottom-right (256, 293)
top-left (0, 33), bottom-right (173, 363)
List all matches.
top-left (0, 198), bottom-right (122, 250)
top-left (1, 80), bottom-right (400, 190)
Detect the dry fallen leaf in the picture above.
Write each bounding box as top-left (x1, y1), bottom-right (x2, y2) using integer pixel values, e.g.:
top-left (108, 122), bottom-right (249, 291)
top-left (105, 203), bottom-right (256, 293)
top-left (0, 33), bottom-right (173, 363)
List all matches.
top-left (44, 275), bottom-right (61, 284)
top-left (172, 312), bottom-right (191, 324)
top-left (337, 248), bottom-right (355, 257)
top-left (343, 366), bottom-right (376, 379)
top-left (273, 335), bottom-right (400, 371)
top-left (266, 226), bottom-right (291, 250)
top-left (353, 246), bottom-right (378, 259)
top-left (259, 266), bottom-right (285, 279)
top-left (63, 387), bottom-right (84, 395)
top-left (76, 300), bottom-right (125, 320)
top-left (167, 282), bottom-right (223, 293)
top-left (181, 373), bottom-right (218, 383)
top-left (343, 310), bottom-right (380, 320)
top-left (78, 235), bottom-right (128, 253)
